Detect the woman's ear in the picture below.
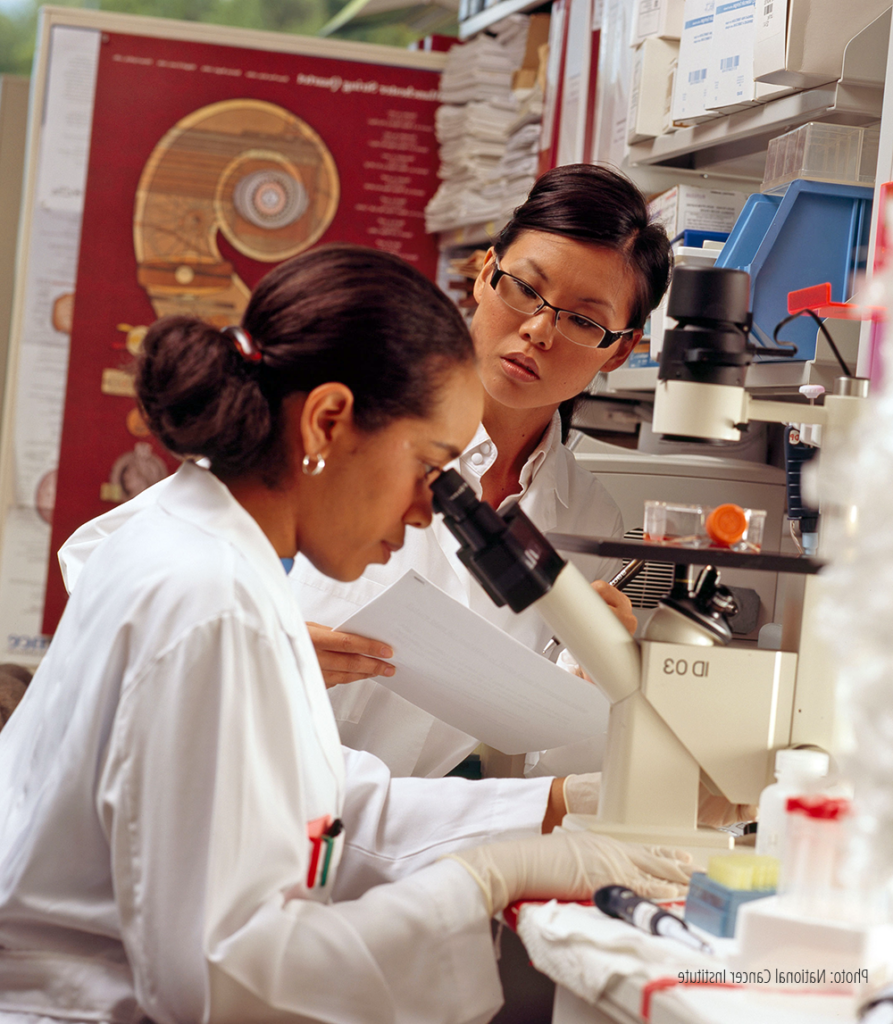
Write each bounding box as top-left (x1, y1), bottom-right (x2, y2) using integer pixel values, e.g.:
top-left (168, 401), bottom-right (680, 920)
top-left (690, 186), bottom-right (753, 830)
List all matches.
top-left (298, 383), bottom-right (355, 462)
top-left (601, 329), bottom-right (643, 373)
top-left (472, 247), bottom-right (497, 305)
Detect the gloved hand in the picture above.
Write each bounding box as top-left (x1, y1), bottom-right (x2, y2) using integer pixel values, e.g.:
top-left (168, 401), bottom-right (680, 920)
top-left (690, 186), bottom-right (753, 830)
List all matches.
top-left (561, 773), bottom-right (757, 828)
top-left (563, 773), bottom-right (601, 816)
top-left (446, 831), bottom-right (693, 917)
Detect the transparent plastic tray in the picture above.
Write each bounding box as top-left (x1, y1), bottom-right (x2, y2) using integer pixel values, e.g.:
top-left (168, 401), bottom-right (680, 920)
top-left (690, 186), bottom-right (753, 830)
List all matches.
top-left (762, 122), bottom-right (880, 194)
top-left (643, 500), bottom-right (766, 553)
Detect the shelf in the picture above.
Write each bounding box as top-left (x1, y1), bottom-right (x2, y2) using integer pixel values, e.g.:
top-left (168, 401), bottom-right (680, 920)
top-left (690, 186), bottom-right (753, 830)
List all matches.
top-left (458, 0), bottom-right (544, 39)
top-left (629, 82), bottom-right (882, 173)
top-left (602, 359), bottom-right (858, 397)
top-left (629, 10), bottom-right (887, 174)
top-left (743, 359), bottom-right (854, 395)
top-left (546, 535), bottom-right (824, 574)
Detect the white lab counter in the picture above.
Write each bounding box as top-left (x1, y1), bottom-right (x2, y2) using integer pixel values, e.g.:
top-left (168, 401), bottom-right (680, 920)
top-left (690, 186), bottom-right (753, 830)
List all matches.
top-left (552, 980), bottom-right (856, 1024)
top-left (509, 900), bottom-right (860, 1024)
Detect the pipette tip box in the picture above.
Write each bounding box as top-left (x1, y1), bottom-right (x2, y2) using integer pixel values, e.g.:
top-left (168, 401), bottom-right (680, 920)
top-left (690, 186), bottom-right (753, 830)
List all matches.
top-left (685, 872), bottom-right (775, 938)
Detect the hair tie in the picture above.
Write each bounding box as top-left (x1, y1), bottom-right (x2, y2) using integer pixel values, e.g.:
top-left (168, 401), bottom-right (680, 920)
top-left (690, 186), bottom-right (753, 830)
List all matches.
top-left (222, 324), bottom-right (262, 363)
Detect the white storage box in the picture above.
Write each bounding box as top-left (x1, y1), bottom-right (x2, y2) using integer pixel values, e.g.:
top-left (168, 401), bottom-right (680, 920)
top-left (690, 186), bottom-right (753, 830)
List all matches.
top-left (648, 183), bottom-right (748, 237)
top-left (627, 37), bottom-right (679, 143)
top-left (672, 0), bottom-right (718, 124)
top-left (753, 0), bottom-right (890, 89)
top-left (631, 0), bottom-right (685, 46)
top-left (707, 0), bottom-right (789, 112)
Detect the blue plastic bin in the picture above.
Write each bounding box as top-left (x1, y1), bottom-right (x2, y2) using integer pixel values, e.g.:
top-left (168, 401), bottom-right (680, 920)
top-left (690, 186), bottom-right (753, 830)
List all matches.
top-left (715, 180), bottom-right (873, 360)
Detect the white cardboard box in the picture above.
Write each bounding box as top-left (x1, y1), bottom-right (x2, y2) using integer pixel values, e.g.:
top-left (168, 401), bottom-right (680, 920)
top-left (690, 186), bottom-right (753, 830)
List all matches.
top-left (649, 183), bottom-right (748, 238)
top-left (672, 0), bottom-right (716, 125)
top-left (735, 896), bottom-right (893, 992)
top-left (753, 0), bottom-right (890, 89)
top-left (708, 0), bottom-right (789, 112)
top-left (627, 36), bottom-right (679, 143)
top-left (661, 57), bottom-right (678, 134)
top-left (631, 0), bottom-right (685, 46)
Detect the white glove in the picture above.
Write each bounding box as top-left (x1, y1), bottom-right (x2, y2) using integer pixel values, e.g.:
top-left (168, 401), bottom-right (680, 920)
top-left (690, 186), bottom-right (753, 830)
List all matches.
top-left (563, 773), bottom-right (601, 816)
top-left (446, 831), bottom-right (693, 917)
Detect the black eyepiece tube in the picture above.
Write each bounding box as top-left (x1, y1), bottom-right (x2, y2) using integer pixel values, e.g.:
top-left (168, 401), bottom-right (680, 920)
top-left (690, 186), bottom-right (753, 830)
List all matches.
top-left (430, 469), bottom-right (566, 613)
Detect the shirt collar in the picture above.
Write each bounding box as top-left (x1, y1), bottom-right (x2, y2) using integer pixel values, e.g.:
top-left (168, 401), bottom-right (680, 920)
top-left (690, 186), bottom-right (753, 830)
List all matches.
top-left (457, 411), bottom-right (569, 509)
top-left (156, 461), bottom-right (302, 638)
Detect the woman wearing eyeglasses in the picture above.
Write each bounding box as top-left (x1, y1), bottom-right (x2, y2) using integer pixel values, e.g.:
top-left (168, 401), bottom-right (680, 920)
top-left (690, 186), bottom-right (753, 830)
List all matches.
top-left (295, 164), bottom-right (672, 779)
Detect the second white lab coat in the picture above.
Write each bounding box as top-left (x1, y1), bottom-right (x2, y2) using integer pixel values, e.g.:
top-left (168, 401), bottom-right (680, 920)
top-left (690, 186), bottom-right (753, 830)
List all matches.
top-left (290, 414), bottom-right (624, 778)
top-left (2, 463), bottom-right (550, 1024)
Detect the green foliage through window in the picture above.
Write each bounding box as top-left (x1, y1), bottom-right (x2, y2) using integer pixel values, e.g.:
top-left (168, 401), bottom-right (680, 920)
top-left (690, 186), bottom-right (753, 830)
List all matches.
top-left (0, 0), bottom-right (454, 76)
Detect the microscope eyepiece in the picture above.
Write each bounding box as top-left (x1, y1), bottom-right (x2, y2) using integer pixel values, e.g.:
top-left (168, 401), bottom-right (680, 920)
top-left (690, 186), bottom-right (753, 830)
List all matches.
top-left (430, 468), bottom-right (565, 613)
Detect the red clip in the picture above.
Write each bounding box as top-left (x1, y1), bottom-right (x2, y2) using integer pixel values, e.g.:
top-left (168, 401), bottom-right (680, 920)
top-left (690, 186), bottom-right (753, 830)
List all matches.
top-left (787, 282), bottom-right (885, 321)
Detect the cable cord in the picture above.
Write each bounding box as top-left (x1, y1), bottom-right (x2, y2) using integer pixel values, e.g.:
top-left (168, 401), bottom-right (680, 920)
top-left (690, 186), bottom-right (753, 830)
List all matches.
top-left (773, 308), bottom-right (853, 378)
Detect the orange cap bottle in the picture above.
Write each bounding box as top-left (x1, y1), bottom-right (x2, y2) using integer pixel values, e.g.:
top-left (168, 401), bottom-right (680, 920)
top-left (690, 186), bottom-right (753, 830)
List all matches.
top-left (705, 503), bottom-right (748, 547)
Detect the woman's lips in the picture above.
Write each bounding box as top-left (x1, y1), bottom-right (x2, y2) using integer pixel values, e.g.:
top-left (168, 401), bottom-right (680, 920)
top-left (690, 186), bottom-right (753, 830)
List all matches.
top-left (500, 355), bottom-right (540, 382)
top-left (381, 540), bottom-right (402, 562)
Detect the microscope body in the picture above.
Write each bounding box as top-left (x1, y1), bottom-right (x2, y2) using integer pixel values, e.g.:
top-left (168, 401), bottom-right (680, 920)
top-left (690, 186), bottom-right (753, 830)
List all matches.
top-left (530, 558), bottom-right (799, 854)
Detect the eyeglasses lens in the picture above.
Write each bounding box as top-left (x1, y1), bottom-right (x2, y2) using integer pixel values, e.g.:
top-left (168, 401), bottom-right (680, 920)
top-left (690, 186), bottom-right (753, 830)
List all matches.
top-left (493, 272), bottom-right (608, 348)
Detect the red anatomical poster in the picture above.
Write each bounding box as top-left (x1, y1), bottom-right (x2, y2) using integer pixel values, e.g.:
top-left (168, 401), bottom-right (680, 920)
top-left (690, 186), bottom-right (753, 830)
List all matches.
top-left (42, 28), bottom-right (441, 632)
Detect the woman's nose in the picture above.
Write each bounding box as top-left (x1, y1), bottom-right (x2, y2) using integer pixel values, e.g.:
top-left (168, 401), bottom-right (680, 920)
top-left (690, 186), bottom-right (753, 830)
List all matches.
top-left (405, 485), bottom-right (434, 530)
top-left (520, 308), bottom-right (556, 349)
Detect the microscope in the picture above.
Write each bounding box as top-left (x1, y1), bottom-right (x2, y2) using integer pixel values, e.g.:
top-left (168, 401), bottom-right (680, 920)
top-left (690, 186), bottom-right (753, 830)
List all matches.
top-left (432, 266), bottom-right (869, 856)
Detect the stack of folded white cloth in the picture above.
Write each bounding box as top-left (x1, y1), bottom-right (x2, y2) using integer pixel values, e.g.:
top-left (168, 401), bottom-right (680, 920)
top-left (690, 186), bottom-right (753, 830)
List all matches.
top-left (425, 15), bottom-right (543, 234)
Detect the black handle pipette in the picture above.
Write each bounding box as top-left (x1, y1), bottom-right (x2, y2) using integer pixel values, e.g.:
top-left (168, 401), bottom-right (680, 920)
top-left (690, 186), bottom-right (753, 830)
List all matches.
top-left (594, 885), bottom-right (713, 955)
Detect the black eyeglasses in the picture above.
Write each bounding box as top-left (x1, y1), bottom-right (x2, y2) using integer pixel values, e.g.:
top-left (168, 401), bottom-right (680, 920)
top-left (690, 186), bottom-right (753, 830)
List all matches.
top-left (489, 257), bottom-right (636, 350)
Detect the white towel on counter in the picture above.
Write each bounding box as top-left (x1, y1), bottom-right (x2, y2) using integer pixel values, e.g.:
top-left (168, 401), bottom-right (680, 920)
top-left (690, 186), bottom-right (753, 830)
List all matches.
top-left (515, 900), bottom-right (716, 1006)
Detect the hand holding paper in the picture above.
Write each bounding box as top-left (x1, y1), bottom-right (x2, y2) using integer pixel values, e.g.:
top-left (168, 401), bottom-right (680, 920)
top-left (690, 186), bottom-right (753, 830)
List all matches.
top-left (337, 570), bottom-right (610, 755)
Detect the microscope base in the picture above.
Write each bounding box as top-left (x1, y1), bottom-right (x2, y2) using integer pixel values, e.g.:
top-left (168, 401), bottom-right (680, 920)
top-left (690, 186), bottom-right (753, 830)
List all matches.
top-left (561, 813), bottom-right (734, 866)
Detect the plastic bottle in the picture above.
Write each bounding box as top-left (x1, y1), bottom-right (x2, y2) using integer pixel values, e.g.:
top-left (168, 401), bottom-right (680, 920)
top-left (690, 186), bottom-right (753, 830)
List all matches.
top-left (755, 748), bottom-right (830, 859)
top-left (705, 503), bottom-right (747, 547)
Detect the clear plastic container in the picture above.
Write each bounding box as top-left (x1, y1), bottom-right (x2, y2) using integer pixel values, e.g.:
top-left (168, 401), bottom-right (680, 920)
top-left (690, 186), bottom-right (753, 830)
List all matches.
top-left (643, 500), bottom-right (766, 552)
top-left (782, 795), bottom-right (851, 920)
top-left (762, 123), bottom-right (880, 194)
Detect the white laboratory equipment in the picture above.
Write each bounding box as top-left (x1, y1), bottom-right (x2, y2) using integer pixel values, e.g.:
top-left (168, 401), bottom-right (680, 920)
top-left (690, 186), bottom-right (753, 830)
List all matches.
top-left (432, 266), bottom-right (868, 861)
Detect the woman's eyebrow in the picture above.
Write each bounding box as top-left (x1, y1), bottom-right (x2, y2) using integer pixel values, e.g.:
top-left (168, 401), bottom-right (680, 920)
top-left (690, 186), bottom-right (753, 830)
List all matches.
top-left (432, 441), bottom-right (462, 460)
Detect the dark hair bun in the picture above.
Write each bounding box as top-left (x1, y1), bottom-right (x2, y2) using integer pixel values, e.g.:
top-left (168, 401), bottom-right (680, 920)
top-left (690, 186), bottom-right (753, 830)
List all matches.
top-left (136, 246), bottom-right (474, 485)
top-left (137, 315), bottom-right (272, 476)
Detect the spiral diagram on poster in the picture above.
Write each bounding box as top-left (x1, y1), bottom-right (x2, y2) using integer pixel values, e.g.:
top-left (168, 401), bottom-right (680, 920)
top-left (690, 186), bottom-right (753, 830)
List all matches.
top-left (133, 99), bottom-right (340, 326)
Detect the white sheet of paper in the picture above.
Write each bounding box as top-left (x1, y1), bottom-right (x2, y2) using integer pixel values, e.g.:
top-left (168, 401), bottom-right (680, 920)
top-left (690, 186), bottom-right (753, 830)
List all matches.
top-left (337, 570), bottom-right (610, 754)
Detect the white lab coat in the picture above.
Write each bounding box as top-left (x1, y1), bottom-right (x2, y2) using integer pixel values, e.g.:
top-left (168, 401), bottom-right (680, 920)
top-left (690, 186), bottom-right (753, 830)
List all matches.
top-left (290, 414), bottom-right (624, 778)
top-left (1, 463), bottom-right (551, 1024)
top-left (57, 415), bottom-right (623, 779)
